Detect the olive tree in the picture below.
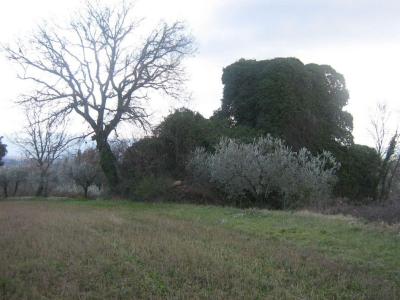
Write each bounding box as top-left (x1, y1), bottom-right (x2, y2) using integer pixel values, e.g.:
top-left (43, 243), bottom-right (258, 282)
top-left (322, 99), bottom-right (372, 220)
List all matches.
top-left (5, 1), bottom-right (194, 191)
top-left (0, 165), bottom-right (28, 197)
top-left (189, 136), bottom-right (339, 208)
top-left (69, 149), bottom-right (102, 198)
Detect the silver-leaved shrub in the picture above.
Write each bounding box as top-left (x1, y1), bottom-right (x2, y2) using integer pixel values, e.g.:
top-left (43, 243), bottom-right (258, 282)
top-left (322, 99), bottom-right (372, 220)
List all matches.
top-left (188, 136), bottom-right (339, 208)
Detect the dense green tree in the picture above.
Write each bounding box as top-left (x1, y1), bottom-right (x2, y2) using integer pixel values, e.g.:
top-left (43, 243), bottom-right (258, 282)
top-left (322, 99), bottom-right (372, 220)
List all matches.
top-left (0, 137), bottom-right (7, 166)
top-left (154, 108), bottom-right (215, 175)
top-left (218, 57), bottom-right (353, 153)
top-left (334, 145), bottom-right (381, 201)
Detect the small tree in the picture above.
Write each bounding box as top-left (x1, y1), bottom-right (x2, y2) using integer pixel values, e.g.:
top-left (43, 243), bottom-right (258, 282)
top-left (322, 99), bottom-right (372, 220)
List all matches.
top-left (369, 102), bottom-right (392, 158)
top-left (15, 106), bottom-right (73, 196)
top-left (377, 133), bottom-right (399, 201)
top-left (0, 165), bottom-right (28, 197)
top-left (70, 149), bottom-right (102, 198)
top-left (9, 165), bottom-right (28, 196)
top-left (368, 102), bottom-right (400, 201)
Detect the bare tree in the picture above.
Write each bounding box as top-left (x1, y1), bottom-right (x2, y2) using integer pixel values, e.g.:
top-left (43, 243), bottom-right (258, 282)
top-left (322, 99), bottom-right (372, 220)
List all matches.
top-left (369, 102), bottom-right (392, 158)
top-left (15, 106), bottom-right (73, 196)
top-left (369, 102), bottom-right (400, 201)
top-left (4, 1), bottom-right (194, 190)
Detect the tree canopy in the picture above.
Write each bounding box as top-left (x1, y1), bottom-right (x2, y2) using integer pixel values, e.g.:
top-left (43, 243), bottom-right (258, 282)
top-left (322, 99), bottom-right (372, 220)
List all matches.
top-left (217, 57), bottom-right (353, 153)
top-left (154, 108), bottom-right (214, 175)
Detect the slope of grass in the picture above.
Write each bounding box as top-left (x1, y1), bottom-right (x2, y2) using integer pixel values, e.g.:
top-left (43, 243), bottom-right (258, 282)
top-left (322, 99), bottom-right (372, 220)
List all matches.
top-left (0, 198), bottom-right (399, 299)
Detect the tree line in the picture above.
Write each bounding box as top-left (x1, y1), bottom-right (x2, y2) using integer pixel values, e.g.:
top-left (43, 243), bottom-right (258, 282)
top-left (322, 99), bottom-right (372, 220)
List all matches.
top-left (1, 1), bottom-right (398, 208)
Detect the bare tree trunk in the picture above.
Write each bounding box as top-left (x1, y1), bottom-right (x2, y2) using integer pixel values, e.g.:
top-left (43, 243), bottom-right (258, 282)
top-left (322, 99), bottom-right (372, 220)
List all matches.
top-left (36, 170), bottom-right (48, 197)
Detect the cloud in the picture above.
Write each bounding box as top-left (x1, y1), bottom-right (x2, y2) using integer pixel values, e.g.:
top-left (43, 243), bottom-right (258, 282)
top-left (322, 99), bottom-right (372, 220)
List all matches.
top-left (198, 0), bottom-right (400, 61)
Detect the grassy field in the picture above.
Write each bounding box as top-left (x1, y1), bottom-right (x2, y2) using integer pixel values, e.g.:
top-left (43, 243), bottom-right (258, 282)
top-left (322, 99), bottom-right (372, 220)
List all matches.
top-left (0, 199), bottom-right (399, 299)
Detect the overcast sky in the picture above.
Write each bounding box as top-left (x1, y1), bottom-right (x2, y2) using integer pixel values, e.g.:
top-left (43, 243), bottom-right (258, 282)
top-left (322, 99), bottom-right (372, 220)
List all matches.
top-left (1, 0), bottom-right (400, 155)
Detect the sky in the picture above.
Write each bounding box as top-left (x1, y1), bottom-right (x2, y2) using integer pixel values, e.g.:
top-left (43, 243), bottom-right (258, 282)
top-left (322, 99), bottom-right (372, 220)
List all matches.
top-left (1, 0), bottom-right (400, 156)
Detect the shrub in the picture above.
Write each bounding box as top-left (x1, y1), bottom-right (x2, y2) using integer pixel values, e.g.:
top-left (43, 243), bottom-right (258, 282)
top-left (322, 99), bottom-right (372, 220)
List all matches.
top-left (188, 136), bottom-right (339, 209)
top-left (333, 145), bottom-right (381, 201)
top-left (121, 137), bottom-right (167, 181)
top-left (133, 176), bottom-right (173, 201)
top-left (321, 200), bottom-right (400, 224)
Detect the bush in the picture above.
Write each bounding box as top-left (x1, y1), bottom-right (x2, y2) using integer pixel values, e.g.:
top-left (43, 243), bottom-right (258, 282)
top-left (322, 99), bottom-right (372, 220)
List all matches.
top-left (188, 136), bottom-right (339, 209)
top-left (334, 145), bottom-right (381, 201)
top-left (121, 137), bottom-right (167, 179)
top-left (133, 176), bottom-right (173, 201)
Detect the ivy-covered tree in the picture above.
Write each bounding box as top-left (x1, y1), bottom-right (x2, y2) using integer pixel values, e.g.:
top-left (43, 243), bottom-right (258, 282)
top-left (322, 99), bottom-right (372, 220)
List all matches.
top-left (217, 57), bottom-right (353, 153)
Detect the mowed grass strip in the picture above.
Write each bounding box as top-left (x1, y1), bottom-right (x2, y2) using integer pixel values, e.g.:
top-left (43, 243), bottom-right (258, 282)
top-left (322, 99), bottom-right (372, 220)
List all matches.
top-left (0, 200), bottom-right (398, 299)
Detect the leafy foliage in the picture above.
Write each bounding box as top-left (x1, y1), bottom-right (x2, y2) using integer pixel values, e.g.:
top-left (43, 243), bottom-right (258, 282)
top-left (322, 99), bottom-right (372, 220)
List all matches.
top-left (154, 108), bottom-right (216, 176)
top-left (334, 145), bottom-right (381, 201)
top-left (218, 58), bottom-right (353, 153)
top-left (188, 136), bottom-right (339, 208)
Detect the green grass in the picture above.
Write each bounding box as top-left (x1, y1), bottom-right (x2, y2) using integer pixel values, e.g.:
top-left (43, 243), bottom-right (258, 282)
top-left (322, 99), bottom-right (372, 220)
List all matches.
top-left (0, 198), bottom-right (399, 299)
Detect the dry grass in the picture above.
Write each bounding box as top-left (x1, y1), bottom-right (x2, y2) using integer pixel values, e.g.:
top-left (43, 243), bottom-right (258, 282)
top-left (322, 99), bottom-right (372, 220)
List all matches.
top-left (0, 200), bottom-right (399, 299)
